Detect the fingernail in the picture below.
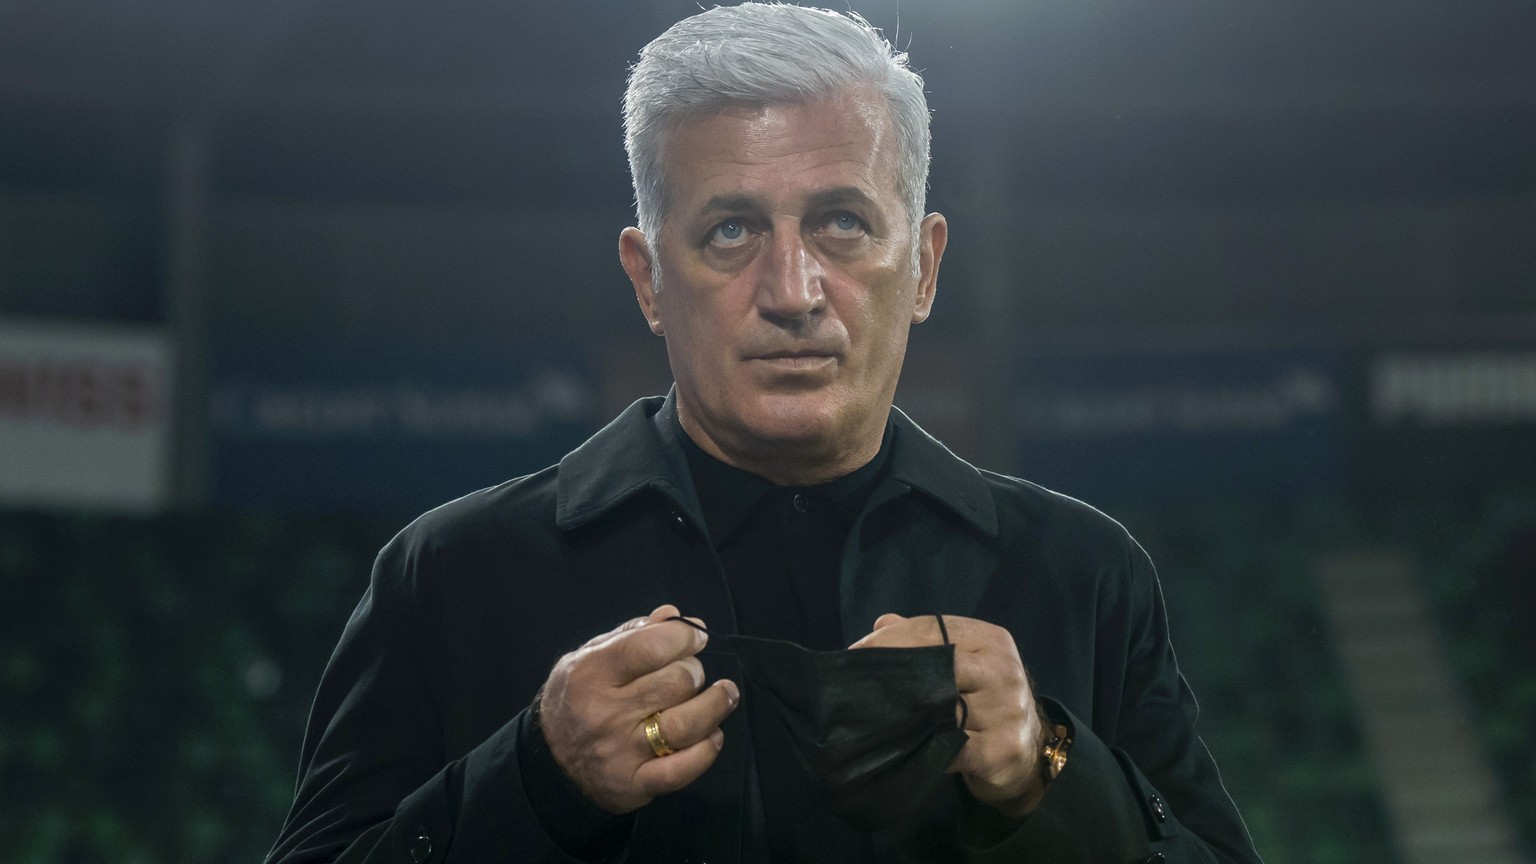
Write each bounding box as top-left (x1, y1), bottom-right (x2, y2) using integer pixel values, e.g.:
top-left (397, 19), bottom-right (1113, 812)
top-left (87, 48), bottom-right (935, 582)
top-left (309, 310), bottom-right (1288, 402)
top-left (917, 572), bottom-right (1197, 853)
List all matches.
top-left (710, 728), bottom-right (725, 750)
top-left (720, 679), bottom-right (740, 707)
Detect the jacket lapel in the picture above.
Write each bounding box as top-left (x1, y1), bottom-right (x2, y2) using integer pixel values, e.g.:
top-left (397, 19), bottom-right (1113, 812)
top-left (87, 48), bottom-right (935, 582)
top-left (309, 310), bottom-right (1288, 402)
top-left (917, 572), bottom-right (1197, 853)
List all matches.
top-left (839, 409), bottom-right (1001, 641)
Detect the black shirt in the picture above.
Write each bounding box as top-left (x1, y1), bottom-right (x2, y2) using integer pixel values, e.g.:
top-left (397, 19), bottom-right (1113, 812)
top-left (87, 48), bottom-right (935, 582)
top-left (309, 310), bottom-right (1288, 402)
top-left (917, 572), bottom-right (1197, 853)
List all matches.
top-left (679, 421), bottom-right (893, 863)
top-left (678, 420), bottom-right (890, 649)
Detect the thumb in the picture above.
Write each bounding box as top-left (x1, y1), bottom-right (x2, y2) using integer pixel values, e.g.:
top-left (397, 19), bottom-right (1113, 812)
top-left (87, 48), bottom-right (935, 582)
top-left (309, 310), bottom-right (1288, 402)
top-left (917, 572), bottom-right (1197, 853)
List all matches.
top-left (847, 613), bottom-right (909, 649)
top-left (608, 604), bottom-right (678, 640)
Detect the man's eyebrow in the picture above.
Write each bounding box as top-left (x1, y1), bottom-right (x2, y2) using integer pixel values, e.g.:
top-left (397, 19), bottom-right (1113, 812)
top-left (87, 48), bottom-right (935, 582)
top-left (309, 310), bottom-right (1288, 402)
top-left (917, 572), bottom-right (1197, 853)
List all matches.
top-left (696, 187), bottom-right (879, 218)
top-left (803, 186), bottom-right (878, 212)
top-left (698, 193), bottom-right (765, 217)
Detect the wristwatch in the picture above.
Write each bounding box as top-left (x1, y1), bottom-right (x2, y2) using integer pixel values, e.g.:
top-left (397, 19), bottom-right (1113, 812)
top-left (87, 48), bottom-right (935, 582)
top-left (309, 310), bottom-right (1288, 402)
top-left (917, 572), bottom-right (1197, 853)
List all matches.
top-left (1042, 723), bottom-right (1072, 781)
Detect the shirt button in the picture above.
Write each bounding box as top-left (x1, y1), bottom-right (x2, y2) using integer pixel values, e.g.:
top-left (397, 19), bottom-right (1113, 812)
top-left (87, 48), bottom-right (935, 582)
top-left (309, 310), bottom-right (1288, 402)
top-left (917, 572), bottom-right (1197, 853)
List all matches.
top-left (408, 832), bottom-right (433, 863)
top-left (1149, 794), bottom-right (1167, 822)
top-left (791, 493), bottom-right (809, 513)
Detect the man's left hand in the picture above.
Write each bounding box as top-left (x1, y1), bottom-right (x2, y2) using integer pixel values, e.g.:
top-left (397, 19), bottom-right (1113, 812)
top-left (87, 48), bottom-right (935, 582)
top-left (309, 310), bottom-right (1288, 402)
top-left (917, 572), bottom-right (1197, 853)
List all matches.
top-left (849, 613), bottom-right (1048, 819)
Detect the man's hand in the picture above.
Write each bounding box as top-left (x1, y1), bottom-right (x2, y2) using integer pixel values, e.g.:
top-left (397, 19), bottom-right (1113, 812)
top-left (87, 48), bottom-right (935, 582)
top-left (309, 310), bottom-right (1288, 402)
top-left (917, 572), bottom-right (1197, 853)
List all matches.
top-left (538, 604), bottom-right (740, 814)
top-left (849, 613), bottom-right (1048, 819)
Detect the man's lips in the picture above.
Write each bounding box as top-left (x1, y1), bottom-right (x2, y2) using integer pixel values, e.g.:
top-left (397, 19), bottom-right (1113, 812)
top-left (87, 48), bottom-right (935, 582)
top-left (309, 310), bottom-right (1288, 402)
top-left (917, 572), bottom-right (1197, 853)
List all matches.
top-left (747, 350), bottom-right (839, 370)
top-left (753, 350), bottom-right (836, 359)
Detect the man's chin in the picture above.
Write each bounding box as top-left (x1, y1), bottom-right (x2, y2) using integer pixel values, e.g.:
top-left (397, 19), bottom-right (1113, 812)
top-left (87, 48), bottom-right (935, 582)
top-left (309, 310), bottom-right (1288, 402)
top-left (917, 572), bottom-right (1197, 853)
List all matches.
top-left (684, 392), bottom-right (885, 482)
top-left (749, 393), bottom-right (842, 432)
top-left (681, 386), bottom-right (869, 453)
top-left (733, 397), bottom-right (864, 456)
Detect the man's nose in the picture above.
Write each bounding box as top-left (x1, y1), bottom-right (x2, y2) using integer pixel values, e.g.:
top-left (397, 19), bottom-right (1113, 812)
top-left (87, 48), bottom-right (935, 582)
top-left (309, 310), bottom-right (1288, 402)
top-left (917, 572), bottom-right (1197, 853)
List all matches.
top-left (755, 228), bottom-right (826, 321)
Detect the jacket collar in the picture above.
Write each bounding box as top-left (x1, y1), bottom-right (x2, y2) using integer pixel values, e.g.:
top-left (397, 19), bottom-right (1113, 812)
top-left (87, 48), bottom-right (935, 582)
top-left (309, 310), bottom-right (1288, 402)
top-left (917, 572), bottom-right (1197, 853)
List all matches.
top-left (556, 390), bottom-right (998, 538)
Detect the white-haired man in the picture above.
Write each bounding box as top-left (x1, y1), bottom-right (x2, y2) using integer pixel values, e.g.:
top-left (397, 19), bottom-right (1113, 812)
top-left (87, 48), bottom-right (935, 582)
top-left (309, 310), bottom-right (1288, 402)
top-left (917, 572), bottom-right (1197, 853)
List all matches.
top-left (268, 5), bottom-right (1262, 863)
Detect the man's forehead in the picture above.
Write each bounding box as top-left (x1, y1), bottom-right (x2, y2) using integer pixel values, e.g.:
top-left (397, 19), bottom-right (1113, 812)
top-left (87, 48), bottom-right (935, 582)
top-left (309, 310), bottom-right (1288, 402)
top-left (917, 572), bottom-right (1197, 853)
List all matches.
top-left (660, 94), bottom-right (900, 210)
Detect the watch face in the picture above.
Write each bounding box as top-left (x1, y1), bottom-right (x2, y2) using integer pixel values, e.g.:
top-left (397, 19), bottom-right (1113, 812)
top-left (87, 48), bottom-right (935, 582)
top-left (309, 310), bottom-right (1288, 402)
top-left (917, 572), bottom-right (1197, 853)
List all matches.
top-left (1045, 724), bottom-right (1072, 779)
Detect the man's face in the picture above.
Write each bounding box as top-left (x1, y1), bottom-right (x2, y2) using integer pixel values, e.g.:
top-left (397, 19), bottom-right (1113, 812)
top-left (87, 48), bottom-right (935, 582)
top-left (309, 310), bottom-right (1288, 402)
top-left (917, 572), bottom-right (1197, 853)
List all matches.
top-left (620, 88), bottom-right (947, 482)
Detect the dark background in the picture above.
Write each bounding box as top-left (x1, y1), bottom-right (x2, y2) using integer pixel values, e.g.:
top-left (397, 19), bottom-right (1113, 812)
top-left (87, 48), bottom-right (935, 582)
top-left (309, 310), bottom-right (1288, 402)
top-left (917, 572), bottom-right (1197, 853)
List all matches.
top-left (2, 1), bottom-right (1533, 861)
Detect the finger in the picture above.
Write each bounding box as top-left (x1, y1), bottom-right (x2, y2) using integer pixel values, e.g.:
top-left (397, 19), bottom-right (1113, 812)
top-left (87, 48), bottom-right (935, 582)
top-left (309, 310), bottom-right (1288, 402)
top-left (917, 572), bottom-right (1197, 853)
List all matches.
top-left (849, 614), bottom-right (941, 649)
top-left (630, 680), bottom-right (739, 795)
top-left (953, 683), bottom-right (1034, 732)
top-left (880, 615), bottom-right (1006, 654)
top-left (623, 655), bottom-right (707, 709)
top-left (645, 606), bottom-right (711, 640)
top-left (953, 673), bottom-right (1037, 741)
top-left (578, 604), bottom-right (681, 653)
top-left (578, 616), bottom-right (647, 651)
top-left (637, 678), bottom-right (739, 756)
top-left (632, 725), bottom-right (727, 799)
top-left (646, 604), bottom-right (681, 624)
top-left (952, 647), bottom-right (1025, 694)
top-left (933, 615), bottom-right (996, 652)
top-left (601, 615), bottom-right (708, 684)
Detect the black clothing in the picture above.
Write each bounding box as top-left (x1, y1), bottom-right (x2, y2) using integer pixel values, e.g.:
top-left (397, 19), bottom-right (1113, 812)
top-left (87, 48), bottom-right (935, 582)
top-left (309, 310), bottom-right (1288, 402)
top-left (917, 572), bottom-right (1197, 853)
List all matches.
top-left (266, 393), bottom-right (1262, 864)
top-left (679, 414), bottom-right (889, 650)
top-left (680, 420), bottom-right (893, 861)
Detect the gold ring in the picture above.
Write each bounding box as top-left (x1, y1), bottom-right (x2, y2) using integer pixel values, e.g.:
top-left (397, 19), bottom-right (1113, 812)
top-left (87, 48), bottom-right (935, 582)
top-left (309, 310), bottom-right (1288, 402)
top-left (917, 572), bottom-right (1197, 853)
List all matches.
top-left (643, 712), bottom-right (674, 757)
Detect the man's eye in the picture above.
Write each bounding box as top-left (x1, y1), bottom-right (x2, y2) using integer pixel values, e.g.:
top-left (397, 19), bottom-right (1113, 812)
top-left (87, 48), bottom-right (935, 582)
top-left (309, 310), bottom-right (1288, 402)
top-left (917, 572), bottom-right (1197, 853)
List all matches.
top-left (711, 220), bottom-right (749, 246)
top-left (826, 213), bottom-right (864, 236)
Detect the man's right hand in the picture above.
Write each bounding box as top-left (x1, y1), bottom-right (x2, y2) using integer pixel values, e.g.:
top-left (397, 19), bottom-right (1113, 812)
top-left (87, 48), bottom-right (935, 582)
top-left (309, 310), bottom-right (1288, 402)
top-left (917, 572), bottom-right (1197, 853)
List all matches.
top-left (537, 604), bottom-right (740, 814)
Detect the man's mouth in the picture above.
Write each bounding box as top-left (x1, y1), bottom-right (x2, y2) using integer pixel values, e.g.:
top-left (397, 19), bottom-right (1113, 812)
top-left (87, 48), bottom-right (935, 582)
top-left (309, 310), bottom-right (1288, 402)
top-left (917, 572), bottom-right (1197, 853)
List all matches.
top-left (758, 350), bottom-right (834, 358)
top-left (750, 351), bottom-right (838, 370)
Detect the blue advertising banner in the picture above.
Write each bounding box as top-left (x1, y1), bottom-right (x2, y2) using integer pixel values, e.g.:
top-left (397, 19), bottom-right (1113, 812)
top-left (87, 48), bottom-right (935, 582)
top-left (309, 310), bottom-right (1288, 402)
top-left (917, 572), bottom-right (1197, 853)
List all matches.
top-left (1013, 348), bottom-right (1349, 504)
top-left (210, 338), bottom-right (601, 513)
top-left (1359, 349), bottom-right (1536, 499)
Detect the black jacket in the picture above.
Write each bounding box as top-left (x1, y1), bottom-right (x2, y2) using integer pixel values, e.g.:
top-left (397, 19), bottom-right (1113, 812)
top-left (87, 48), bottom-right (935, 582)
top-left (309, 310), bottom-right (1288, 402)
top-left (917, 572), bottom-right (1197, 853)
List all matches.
top-left (267, 394), bottom-right (1261, 864)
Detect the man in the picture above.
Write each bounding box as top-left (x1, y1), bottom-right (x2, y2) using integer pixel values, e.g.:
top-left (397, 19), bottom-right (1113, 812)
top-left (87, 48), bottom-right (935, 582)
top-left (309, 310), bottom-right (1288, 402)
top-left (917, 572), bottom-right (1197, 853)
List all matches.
top-left (268, 5), bottom-right (1261, 863)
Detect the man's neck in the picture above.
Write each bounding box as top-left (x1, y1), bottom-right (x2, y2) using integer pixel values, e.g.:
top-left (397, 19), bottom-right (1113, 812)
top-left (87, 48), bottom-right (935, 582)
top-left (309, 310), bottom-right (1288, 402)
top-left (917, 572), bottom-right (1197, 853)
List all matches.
top-left (675, 412), bottom-right (887, 487)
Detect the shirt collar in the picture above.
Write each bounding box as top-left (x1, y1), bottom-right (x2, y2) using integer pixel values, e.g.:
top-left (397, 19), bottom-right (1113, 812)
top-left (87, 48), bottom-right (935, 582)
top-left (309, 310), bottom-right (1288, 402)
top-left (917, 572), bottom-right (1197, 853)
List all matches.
top-left (556, 389), bottom-right (998, 539)
top-left (677, 414), bottom-right (892, 547)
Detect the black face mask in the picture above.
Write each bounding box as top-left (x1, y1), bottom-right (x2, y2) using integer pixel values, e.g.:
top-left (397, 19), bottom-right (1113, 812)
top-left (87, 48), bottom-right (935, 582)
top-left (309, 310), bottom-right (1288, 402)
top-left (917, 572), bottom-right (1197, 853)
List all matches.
top-left (674, 616), bottom-right (969, 832)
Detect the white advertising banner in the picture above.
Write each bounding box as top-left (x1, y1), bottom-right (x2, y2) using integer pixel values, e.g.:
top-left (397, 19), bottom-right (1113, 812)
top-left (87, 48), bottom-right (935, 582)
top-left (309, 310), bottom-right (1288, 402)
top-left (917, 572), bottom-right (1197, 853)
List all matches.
top-left (0, 319), bottom-right (171, 511)
top-left (1372, 351), bottom-right (1536, 426)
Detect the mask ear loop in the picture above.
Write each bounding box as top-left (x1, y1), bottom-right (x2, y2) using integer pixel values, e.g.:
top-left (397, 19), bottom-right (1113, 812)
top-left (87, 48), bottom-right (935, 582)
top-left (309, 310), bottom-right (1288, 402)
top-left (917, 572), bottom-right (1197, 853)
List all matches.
top-left (667, 615), bottom-right (711, 636)
top-left (935, 614), bottom-right (970, 731)
top-left (664, 614), bottom-right (736, 658)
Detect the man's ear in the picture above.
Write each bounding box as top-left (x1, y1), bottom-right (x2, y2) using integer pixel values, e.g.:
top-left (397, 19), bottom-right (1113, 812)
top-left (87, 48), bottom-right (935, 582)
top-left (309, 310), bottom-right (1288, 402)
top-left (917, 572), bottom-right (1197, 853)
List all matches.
top-left (620, 226), bottom-right (665, 336)
top-left (912, 213), bottom-right (947, 324)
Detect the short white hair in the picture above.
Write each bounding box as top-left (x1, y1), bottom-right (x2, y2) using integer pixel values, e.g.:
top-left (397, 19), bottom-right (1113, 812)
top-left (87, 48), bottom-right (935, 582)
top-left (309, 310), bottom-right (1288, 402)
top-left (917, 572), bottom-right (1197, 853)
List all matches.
top-left (623, 3), bottom-right (931, 242)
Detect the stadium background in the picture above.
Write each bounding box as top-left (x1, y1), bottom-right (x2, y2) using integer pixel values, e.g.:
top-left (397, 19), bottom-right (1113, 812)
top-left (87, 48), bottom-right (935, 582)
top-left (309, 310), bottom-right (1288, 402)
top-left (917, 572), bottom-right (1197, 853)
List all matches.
top-left (1, 1), bottom-right (1533, 861)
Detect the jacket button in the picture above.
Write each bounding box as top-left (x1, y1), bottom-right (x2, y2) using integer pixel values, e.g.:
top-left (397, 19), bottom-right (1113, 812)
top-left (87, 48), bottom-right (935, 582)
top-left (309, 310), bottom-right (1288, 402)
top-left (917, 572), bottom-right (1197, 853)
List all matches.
top-left (669, 509), bottom-right (689, 533)
top-left (1149, 794), bottom-right (1167, 822)
top-left (409, 832), bottom-right (433, 863)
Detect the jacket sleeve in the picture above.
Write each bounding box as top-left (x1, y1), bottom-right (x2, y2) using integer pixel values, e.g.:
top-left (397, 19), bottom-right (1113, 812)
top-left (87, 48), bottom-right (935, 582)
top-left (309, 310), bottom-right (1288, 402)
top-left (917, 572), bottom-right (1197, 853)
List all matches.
top-left (264, 530), bottom-right (632, 864)
top-left (962, 539), bottom-right (1263, 864)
